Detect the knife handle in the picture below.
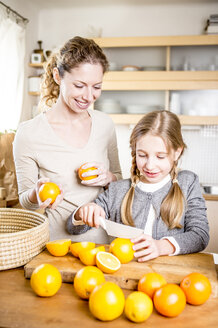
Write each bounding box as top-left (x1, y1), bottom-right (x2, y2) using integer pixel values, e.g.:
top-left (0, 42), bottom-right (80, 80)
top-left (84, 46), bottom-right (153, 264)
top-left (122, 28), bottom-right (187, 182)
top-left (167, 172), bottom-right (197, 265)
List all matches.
top-left (98, 216), bottom-right (106, 230)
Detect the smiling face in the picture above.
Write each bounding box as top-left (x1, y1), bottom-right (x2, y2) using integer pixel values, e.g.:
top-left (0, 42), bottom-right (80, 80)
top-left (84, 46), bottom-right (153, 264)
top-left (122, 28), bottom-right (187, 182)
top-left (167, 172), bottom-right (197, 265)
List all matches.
top-left (136, 133), bottom-right (182, 184)
top-left (53, 62), bottom-right (103, 113)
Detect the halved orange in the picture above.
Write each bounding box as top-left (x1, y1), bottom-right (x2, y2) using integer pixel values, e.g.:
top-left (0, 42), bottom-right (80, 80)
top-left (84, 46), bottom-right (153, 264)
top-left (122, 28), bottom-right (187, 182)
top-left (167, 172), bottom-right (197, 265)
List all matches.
top-left (96, 251), bottom-right (121, 274)
top-left (46, 239), bottom-right (71, 256)
top-left (70, 242), bottom-right (95, 258)
top-left (79, 246), bottom-right (106, 266)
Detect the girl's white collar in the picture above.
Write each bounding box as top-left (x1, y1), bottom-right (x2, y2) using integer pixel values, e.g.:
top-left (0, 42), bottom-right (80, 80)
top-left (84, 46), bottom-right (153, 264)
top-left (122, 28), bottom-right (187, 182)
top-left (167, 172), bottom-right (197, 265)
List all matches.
top-left (137, 174), bottom-right (171, 193)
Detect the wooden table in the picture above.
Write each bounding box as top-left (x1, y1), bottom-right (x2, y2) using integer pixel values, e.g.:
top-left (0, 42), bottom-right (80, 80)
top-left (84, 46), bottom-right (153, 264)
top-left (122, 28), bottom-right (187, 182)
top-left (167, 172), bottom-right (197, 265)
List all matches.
top-left (0, 266), bottom-right (218, 328)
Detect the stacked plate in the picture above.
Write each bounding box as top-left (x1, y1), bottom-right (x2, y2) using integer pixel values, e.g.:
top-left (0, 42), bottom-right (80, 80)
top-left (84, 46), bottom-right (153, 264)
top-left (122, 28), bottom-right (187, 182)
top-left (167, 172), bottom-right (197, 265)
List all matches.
top-left (95, 99), bottom-right (124, 114)
top-left (125, 104), bottom-right (149, 114)
top-left (141, 66), bottom-right (165, 71)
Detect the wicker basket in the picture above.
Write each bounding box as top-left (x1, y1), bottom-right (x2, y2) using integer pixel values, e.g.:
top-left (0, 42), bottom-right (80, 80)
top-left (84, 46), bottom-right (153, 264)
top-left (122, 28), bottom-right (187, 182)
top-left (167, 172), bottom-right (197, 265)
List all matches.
top-left (0, 208), bottom-right (49, 270)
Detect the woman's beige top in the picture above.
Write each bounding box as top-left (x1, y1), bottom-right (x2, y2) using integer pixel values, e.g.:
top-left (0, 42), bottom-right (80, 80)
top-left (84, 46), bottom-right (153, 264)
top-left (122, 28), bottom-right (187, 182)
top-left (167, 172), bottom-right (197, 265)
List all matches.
top-left (13, 109), bottom-right (122, 242)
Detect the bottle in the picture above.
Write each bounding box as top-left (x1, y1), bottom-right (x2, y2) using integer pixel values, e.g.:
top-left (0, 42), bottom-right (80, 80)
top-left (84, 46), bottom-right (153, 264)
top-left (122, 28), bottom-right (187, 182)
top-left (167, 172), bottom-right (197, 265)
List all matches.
top-left (170, 93), bottom-right (181, 114)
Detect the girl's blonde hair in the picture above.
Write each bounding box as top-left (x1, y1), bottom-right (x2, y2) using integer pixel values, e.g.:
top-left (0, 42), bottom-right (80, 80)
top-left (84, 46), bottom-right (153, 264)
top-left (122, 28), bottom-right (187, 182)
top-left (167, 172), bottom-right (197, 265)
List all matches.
top-left (38, 36), bottom-right (109, 111)
top-left (121, 110), bottom-right (186, 229)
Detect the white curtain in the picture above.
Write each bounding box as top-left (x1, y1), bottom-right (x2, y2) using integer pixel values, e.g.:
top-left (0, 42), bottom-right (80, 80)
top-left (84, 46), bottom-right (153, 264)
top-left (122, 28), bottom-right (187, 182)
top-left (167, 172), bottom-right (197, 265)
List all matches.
top-left (0, 13), bottom-right (25, 132)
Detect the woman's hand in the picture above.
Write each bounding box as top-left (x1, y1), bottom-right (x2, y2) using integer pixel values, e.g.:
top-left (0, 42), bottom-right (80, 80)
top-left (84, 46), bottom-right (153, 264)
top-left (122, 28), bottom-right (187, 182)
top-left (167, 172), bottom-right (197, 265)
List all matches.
top-left (79, 162), bottom-right (117, 187)
top-left (131, 234), bottom-right (175, 262)
top-left (75, 202), bottom-right (106, 228)
top-left (28, 178), bottom-right (63, 210)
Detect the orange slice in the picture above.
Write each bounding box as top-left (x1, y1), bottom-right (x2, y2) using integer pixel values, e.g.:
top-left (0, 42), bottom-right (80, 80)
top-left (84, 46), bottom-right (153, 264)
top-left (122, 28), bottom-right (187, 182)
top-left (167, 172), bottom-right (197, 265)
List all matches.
top-left (46, 239), bottom-right (71, 256)
top-left (79, 246), bottom-right (106, 266)
top-left (96, 251), bottom-right (121, 274)
top-left (70, 242), bottom-right (95, 258)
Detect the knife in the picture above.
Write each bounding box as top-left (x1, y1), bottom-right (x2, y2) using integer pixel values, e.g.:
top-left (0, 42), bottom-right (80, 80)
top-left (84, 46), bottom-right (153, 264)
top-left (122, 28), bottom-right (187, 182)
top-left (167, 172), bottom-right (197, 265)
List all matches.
top-left (99, 217), bottom-right (143, 239)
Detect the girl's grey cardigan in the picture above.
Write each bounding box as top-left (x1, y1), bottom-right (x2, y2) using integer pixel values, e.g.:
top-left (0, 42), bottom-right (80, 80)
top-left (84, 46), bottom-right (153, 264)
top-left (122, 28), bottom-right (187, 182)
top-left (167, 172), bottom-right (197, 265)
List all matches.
top-left (66, 170), bottom-right (209, 254)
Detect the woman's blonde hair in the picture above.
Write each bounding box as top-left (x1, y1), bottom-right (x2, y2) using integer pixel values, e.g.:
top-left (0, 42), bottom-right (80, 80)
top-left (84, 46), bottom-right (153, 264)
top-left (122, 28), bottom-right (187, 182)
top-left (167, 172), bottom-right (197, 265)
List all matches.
top-left (121, 110), bottom-right (186, 229)
top-left (38, 36), bottom-right (109, 111)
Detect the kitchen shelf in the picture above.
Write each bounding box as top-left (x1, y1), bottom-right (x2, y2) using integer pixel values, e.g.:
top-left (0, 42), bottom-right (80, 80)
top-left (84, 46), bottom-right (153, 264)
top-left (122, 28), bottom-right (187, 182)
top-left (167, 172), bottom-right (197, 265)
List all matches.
top-left (93, 34), bottom-right (218, 48)
top-left (28, 91), bottom-right (40, 96)
top-left (29, 63), bottom-right (44, 68)
top-left (203, 194), bottom-right (218, 201)
top-left (109, 114), bottom-right (218, 125)
top-left (102, 71), bottom-right (218, 90)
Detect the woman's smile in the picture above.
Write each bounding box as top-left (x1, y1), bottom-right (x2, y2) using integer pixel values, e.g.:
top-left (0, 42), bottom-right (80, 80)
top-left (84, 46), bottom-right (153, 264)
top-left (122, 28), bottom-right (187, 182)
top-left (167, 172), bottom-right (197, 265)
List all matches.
top-left (74, 99), bottom-right (90, 110)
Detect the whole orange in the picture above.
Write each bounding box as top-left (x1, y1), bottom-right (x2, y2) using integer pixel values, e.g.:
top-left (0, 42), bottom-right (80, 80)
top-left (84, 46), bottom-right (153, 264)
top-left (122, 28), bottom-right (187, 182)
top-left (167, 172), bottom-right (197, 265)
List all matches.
top-left (78, 164), bottom-right (97, 181)
top-left (138, 272), bottom-right (167, 299)
top-left (125, 291), bottom-right (153, 323)
top-left (180, 272), bottom-right (211, 305)
top-left (109, 237), bottom-right (134, 264)
top-left (30, 263), bottom-right (62, 297)
top-left (74, 266), bottom-right (105, 299)
top-left (89, 281), bottom-right (125, 321)
top-left (38, 182), bottom-right (61, 204)
top-left (153, 283), bottom-right (186, 317)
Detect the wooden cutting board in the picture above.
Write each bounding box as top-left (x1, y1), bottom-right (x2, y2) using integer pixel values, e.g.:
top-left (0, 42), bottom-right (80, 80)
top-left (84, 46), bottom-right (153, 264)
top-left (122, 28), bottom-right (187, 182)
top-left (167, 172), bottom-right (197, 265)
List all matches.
top-left (24, 247), bottom-right (218, 298)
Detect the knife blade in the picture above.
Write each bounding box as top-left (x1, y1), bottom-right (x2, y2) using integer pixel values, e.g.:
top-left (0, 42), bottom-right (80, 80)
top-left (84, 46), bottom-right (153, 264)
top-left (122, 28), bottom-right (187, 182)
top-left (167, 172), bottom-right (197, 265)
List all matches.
top-left (99, 217), bottom-right (143, 239)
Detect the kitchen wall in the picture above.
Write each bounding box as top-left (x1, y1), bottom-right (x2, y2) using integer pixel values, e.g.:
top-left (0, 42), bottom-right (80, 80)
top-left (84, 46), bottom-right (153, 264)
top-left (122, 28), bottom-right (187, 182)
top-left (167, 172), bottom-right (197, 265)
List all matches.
top-left (37, 0), bottom-right (217, 45)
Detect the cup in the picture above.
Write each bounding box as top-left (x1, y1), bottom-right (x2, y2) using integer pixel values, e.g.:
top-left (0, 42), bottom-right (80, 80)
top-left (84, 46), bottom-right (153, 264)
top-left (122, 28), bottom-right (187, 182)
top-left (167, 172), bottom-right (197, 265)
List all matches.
top-left (43, 50), bottom-right (52, 61)
top-left (170, 93), bottom-right (181, 114)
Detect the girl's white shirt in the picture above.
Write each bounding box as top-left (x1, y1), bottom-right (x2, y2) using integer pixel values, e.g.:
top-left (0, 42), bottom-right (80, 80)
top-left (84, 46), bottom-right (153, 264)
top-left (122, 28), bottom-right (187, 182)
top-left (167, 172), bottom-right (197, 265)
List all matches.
top-left (137, 174), bottom-right (180, 255)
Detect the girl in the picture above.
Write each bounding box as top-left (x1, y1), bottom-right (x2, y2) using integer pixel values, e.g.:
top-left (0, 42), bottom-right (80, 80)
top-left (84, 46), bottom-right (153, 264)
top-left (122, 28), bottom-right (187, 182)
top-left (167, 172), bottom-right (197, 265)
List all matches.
top-left (13, 36), bottom-right (122, 242)
top-left (67, 110), bottom-right (209, 261)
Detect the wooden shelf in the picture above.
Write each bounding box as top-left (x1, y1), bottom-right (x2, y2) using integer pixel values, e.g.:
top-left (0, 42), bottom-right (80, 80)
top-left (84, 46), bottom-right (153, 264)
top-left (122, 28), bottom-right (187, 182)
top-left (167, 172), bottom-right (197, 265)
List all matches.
top-left (109, 114), bottom-right (218, 125)
top-left (29, 63), bottom-right (44, 68)
top-left (28, 91), bottom-right (40, 96)
top-left (102, 71), bottom-right (218, 91)
top-left (203, 194), bottom-right (218, 201)
top-left (104, 71), bottom-right (218, 81)
top-left (93, 35), bottom-right (218, 48)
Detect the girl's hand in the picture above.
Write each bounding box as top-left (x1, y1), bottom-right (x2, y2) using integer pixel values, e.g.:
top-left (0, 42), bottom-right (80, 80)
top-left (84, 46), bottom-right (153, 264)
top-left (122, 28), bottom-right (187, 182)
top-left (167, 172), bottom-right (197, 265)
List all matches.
top-left (29, 178), bottom-right (63, 210)
top-left (79, 162), bottom-right (117, 187)
top-left (75, 202), bottom-right (106, 228)
top-left (131, 234), bottom-right (175, 262)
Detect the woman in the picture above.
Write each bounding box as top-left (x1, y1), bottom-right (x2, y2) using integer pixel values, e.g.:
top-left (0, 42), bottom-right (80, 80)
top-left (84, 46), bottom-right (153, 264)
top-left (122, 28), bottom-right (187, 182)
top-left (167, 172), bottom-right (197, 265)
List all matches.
top-left (13, 36), bottom-right (122, 242)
